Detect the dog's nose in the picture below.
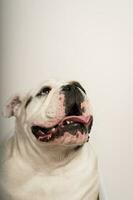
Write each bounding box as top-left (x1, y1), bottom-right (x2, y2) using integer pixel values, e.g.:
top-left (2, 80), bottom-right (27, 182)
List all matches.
top-left (62, 82), bottom-right (85, 116)
top-left (62, 84), bottom-right (72, 92)
top-left (62, 81), bottom-right (86, 94)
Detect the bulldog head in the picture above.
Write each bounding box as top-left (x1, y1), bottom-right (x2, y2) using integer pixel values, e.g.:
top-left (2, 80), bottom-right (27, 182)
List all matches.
top-left (4, 80), bottom-right (93, 146)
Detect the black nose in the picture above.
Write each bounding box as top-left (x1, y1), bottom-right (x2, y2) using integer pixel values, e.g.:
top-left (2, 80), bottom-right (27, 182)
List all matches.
top-left (62, 82), bottom-right (86, 116)
top-left (62, 81), bottom-right (86, 94)
top-left (62, 84), bottom-right (72, 92)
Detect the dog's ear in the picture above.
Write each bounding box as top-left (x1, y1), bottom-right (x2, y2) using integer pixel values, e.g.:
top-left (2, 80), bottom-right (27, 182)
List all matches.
top-left (3, 95), bottom-right (22, 118)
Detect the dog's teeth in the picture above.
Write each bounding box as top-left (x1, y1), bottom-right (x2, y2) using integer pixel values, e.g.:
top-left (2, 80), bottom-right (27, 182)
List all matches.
top-left (39, 130), bottom-right (45, 134)
top-left (66, 121), bottom-right (70, 124)
top-left (70, 121), bottom-right (73, 123)
top-left (48, 134), bottom-right (52, 139)
top-left (52, 128), bottom-right (56, 131)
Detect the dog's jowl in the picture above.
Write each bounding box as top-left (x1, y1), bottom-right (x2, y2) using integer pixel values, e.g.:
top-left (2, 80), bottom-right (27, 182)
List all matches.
top-left (0, 80), bottom-right (100, 200)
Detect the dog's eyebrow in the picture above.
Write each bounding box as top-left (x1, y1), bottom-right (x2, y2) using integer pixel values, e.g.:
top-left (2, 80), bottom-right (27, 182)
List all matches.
top-left (25, 96), bottom-right (32, 108)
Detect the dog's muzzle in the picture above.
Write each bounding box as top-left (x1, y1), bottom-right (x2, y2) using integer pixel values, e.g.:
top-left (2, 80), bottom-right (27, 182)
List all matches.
top-left (31, 82), bottom-right (93, 144)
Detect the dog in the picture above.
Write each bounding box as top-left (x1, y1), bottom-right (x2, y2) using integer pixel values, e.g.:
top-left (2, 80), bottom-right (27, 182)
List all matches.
top-left (0, 79), bottom-right (100, 200)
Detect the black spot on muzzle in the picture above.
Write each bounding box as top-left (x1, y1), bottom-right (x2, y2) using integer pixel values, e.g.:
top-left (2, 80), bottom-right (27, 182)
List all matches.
top-left (62, 82), bottom-right (85, 116)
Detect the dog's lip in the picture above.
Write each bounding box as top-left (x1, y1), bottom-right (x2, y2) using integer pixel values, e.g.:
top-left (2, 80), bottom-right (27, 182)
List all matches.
top-left (59, 115), bottom-right (91, 126)
top-left (32, 115), bottom-right (91, 129)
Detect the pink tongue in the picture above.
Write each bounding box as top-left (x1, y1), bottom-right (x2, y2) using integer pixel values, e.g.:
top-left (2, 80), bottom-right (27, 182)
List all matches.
top-left (59, 115), bottom-right (90, 125)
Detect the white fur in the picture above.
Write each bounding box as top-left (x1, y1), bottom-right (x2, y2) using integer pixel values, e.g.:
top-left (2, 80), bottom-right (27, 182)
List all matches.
top-left (0, 80), bottom-right (100, 200)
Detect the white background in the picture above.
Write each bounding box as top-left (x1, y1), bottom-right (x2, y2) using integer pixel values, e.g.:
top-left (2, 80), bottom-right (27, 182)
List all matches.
top-left (1, 0), bottom-right (133, 199)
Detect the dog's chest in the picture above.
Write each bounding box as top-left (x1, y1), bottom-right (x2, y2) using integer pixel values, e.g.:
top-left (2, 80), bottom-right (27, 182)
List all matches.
top-left (1, 166), bottom-right (99, 200)
top-left (0, 145), bottom-right (99, 200)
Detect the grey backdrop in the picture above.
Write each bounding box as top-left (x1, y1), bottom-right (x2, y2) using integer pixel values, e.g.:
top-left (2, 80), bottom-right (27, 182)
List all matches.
top-left (1, 0), bottom-right (133, 199)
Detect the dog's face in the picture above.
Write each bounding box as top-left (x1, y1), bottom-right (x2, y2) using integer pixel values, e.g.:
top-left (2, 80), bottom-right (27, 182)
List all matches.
top-left (4, 80), bottom-right (93, 146)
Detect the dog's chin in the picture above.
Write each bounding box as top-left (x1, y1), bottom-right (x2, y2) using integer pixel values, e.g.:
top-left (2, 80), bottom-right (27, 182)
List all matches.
top-left (31, 115), bottom-right (93, 145)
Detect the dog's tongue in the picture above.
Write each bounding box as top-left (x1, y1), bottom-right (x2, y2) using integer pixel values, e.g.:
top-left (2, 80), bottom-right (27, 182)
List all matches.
top-left (59, 115), bottom-right (90, 125)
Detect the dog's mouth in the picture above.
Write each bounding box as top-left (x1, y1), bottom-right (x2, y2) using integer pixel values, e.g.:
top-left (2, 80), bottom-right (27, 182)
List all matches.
top-left (31, 115), bottom-right (93, 143)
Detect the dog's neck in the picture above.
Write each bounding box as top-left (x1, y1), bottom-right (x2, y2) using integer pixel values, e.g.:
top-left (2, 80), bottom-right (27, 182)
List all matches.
top-left (11, 120), bottom-right (84, 172)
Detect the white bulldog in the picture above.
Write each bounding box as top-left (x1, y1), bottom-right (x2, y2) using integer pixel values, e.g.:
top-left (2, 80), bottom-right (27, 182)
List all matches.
top-left (0, 80), bottom-right (100, 200)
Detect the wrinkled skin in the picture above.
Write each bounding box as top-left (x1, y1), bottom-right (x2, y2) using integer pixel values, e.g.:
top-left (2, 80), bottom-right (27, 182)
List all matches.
top-left (0, 80), bottom-right (99, 200)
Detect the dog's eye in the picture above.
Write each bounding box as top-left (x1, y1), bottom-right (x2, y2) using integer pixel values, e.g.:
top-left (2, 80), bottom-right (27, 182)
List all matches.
top-left (36, 87), bottom-right (51, 97)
